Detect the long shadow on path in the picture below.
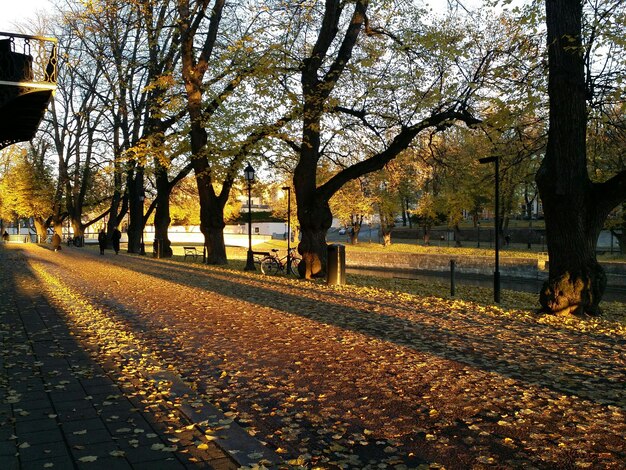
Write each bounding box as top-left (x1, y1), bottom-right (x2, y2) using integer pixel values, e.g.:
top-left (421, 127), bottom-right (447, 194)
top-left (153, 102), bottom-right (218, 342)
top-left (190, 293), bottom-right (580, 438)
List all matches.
top-left (40, 248), bottom-right (626, 411)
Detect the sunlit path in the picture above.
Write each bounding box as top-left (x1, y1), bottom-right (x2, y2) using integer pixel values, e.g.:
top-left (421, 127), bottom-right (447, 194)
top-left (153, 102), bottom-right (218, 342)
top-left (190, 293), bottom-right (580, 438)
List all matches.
top-left (17, 244), bottom-right (626, 469)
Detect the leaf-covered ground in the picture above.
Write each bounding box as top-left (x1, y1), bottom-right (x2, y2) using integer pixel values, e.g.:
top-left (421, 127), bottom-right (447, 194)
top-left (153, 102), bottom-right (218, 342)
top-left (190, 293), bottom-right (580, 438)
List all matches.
top-left (14, 245), bottom-right (626, 469)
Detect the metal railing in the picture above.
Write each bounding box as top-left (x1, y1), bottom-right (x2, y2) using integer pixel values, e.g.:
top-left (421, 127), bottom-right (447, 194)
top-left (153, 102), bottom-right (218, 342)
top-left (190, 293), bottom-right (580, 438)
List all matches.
top-left (0, 31), bottom-right (57, 88)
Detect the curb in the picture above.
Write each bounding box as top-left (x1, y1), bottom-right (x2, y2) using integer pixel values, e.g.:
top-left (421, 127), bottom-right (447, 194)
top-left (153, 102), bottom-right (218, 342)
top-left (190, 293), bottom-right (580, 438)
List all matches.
top-left (150, 370), bottom-right (281, 468)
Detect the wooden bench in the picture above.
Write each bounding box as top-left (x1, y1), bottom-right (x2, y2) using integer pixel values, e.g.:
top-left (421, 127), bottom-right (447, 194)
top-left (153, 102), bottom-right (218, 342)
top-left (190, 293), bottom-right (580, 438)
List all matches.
top-left (183, 246), bottom-right (200, 261)
top-left (252, 251), bottom-right (270, 263)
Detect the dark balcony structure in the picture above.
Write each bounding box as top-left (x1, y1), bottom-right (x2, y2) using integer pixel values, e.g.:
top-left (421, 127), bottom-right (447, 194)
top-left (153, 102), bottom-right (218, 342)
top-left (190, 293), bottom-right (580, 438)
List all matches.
top-left (0, 32), bottom-right (57, 150)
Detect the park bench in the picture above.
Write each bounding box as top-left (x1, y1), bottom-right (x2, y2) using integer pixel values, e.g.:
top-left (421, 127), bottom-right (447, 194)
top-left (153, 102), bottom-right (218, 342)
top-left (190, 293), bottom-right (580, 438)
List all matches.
top-left (183, 246), bottom-right (200, 261)
top-left (252, 251), bottom-right (270, 264)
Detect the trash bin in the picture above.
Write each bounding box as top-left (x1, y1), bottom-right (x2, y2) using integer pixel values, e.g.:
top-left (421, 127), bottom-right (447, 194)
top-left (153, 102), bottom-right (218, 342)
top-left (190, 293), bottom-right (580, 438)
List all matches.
top-left (153, 239), bottom-right (163, 259)
top-left (327, 244), bottom-right (346, 285)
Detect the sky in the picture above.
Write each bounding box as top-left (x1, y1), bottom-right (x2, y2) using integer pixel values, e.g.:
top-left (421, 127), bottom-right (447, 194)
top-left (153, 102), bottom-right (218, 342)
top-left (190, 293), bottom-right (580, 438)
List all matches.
top-left (0, 0), bottom-right (53, 33)
top-left (0, 0), bottom-right (494, 33)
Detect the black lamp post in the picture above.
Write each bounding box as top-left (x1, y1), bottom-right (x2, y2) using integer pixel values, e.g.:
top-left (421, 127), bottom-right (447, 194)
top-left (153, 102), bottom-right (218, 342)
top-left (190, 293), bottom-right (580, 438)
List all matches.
top-left (282, 186), bottom-right (291, 274)
top-left (244, 163), bottom-right (256, 271)
top-left (479, 156), bottom-right (500, 303)
top-left (477, 221), bottom-right (481, 248)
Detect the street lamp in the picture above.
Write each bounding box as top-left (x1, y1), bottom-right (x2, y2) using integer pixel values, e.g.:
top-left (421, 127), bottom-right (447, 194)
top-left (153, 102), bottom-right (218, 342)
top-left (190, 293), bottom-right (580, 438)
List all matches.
top-left (244, 163), bottom-right (256, 271)
top-left (282, 186), bottom-right (291, 274)
top-left (479, 156), bottom-right (500, 303)
top-left (477, 221), bottom-right (481, 248)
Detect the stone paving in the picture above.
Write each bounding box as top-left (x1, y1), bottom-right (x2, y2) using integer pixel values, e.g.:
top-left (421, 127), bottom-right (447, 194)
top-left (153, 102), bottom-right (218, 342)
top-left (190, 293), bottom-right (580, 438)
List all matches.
top-left (2, 242), bottom-right (625, 469)
top-left (0, 246), bottom-right (273, 469)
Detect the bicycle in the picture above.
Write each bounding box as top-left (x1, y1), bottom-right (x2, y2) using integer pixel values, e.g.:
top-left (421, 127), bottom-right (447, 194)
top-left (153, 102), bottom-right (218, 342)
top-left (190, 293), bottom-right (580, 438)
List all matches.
top-left (260, 247), bottom-right (301, 276)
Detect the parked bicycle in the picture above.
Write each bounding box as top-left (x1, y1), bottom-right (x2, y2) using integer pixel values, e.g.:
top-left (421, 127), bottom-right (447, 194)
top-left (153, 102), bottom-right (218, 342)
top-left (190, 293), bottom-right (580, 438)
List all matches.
top-left (260, 247), bottom-right (301, 276)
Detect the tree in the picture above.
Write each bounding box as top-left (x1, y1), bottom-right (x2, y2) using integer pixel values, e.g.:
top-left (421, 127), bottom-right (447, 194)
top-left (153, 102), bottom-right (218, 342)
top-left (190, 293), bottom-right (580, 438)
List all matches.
top-left (537, 0), bottom-right (626, 315)
top-left (290, 1), bottom-right (484, 278)
top-left (329, 177), bottom-right (374, 244)
top-left (169, 176), bottom-right (201, 226)
top-left (44, 8), bottom-right (116, 243)
top-left (64, 0), bottom-right (188, 255)
top-left (177, 0), bottom-right (291, 264)
top-left (0, 146), bottom-right (54, 239)
top-left (375, 180), bottom-right (400, 247)
top-left (588, 103), bottom-right (626, 254)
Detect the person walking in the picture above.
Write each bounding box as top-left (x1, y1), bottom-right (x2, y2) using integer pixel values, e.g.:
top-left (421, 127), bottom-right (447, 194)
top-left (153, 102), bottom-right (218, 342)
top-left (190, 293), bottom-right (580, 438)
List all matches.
top-left (98, 229), bottom-right (107, 255)
top-left (112, 227), bottom-right (121, 255)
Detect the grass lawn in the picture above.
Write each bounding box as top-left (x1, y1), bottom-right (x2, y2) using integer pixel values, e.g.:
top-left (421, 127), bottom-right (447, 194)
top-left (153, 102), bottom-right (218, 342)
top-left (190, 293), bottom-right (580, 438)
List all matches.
top-left (165, 240), bottom-right (625, 326)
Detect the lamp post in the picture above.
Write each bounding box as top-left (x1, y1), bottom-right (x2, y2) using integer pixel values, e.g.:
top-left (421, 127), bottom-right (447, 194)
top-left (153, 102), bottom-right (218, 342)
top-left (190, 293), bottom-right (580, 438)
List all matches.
top-left (479, 156), bottom-right (500, 303)
top-left (477, 221), bottom-right (481, 248)
top-left (282, 186), bottom-right (291, 274)
top-left (244, 163), bottom-right (256, 271)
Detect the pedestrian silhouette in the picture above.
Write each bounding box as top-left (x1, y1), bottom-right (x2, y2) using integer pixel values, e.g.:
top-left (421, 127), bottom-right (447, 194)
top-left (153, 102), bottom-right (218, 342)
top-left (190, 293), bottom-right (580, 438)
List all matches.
top-left (98, 229), bottom-right (107, 255)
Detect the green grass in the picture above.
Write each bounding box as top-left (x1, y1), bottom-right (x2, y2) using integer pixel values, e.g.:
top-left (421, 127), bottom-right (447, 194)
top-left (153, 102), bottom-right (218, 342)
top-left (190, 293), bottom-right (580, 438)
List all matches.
top-left (206, 257), bottom-right (626, 329)
top-left (169, 236), bottom-right (623, 264)
top-left (161, 243), bottom-right (626, 326)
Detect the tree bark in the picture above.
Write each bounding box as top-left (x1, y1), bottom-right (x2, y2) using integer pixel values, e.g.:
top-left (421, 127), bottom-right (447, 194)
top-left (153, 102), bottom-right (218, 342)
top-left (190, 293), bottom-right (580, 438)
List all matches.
top-left (423, 228), bottom-right (431, 246)
top-left (298, 220), bottom-right (331, 278)
top-left (349, 224), bottom-right (362, 245)
top-left (295, 188), bottom-right (333, 278)
top-left (536, 0), bottom-right (626, 315)
top-left (153, 171), bottom-right (173, 258)
top-left (538, 201), bottom-right (607, 315)
top-left (33, 217), bottom-right (47, 242)
top-left (196, 171), bottom-right (228, 265)
top-left (126, 168), bottom-right (144, 254)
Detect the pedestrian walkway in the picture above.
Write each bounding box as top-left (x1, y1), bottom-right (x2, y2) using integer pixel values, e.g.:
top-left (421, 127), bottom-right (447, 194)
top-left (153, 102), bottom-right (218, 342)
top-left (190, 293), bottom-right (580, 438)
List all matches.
top-left (0, 247), bottom-right (274, 469)
top-left (3, 243), bottom-right (625, 469)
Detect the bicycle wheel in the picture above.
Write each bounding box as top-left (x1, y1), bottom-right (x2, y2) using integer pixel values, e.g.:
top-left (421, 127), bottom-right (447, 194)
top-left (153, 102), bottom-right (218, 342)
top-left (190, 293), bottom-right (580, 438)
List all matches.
top-left (288, 257), bottom-right (301, 276)
top-left (260, 257), bottom-right (280, 275)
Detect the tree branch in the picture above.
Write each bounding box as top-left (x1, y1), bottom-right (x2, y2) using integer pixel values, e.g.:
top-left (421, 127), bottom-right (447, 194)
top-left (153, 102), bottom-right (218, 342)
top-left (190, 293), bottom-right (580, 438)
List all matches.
top-left (319, 109), bottom-right (481, 199)
top-left (594, 169), bottom-right (626, 212)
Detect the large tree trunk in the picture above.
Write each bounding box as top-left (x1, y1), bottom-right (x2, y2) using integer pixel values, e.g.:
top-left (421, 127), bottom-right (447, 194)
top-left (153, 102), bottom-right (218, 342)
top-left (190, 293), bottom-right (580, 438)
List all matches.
top-left (51, 214), bottom-right (64, 238)
top-left (70, 219), bottom-right (85, 246)
top-left (33, 217), bottom-right (48, 242)
top-left (126, 169), bottom-right (144, 254)
top-left (153, 162), bottom-right (173, 258)
top-left (536, 0), bottom-right (610, 315)
top-left (349, 224), bottom-right (361, 245)
top-left (187, 118), bottom-right (228, 265)
top-left (538, 200), bottom-right (606, 315)
top-left (197, 176), bottom-right (227, 265)
top-left (296, 189), bottom-right (333, 279)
